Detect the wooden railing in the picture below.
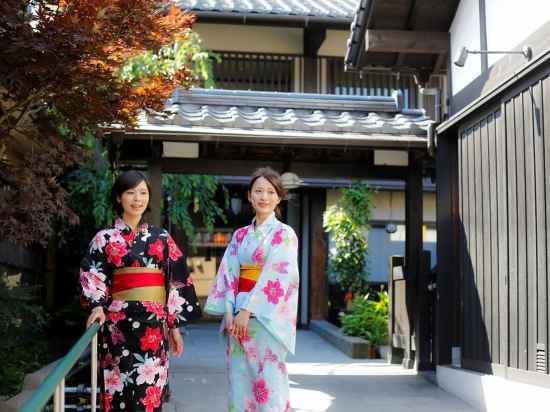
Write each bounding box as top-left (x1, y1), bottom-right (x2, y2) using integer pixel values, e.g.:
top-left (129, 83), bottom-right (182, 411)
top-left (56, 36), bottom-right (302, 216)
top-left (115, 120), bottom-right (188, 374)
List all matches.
top-left (20, 322), bottom-right (100, 412)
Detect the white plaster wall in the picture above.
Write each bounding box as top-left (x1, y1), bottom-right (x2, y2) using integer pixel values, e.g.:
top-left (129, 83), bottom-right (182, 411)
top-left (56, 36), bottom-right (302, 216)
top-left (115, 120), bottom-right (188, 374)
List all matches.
top-left (193, 23), bottom-right (303, 54)
top-left (450, 0), bottom-right (482, 95)
top-left (485, 0), bottom-right (550, 66)
top-left (318, 30), bottom-right (349, 57)
top-left (437, 365), bottom-right (550, 412)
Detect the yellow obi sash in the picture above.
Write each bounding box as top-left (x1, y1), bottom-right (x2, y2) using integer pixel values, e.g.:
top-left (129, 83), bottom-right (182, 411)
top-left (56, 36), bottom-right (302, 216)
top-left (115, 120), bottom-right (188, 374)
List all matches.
top-left (238, 264), bottom-right (261, 293)
top-left (111, 267), bottom-right (166, 304)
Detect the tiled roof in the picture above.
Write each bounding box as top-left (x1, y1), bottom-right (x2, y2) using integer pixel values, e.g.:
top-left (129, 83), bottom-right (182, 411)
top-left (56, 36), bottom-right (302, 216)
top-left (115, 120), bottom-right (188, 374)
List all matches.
top-left (130, 88), bottom-right (432, 148)
top-left (176, 0), bottom-right (360, 20)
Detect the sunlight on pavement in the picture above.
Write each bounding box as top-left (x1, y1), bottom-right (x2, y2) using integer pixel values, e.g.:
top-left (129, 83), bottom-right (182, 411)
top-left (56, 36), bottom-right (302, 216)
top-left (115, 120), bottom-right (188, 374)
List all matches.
top-left (287, 362), bottom-right (419, 376)
top-left (289, 387), bottom-right (334, 412)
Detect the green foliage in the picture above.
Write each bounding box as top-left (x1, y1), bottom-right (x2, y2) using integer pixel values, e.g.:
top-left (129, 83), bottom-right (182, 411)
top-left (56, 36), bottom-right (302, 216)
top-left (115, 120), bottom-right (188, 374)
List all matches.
top-left (323, 182), bottom-right (374, 294)
top-left (63, 143), bottom-right (229, 244)
top-left (65, 134), bottom-right (115, 232)
top-left (162, 174), bottom-right (229, 242)
top-left (0, 277), bottom-right (53, 396)
top-left (121, 32), bottom-right (218, 89)
top-left (341, 291), bottom-right (389, 345)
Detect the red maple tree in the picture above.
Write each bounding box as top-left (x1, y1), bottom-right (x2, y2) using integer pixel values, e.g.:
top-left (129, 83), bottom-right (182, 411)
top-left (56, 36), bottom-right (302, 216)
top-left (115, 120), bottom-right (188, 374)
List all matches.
top-left (0, 1), bottom-right (200, 245)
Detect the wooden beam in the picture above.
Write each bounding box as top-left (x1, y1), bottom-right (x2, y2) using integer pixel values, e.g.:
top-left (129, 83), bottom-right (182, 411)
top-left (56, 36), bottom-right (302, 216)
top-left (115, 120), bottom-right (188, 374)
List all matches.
top-left (160, 158), bottom-right (408, 180)
top-left (365, 30), bottom-right (448, 54)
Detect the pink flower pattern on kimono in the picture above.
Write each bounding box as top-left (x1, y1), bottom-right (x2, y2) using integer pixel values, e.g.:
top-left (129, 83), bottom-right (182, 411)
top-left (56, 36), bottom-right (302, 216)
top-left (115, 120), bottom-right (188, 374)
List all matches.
top-left (271, 228), bottom-right (284, 246)
top-left (252, 378), bottom-right (270, 404)
top-left (142, 301), bottom-right (166, 319)
top-left (108, 300), bottom-right (127, 312)
top-left (80, 270), bottom-right (107, 302)
top-left (245, 344), bottom-right (258, 362)
top-left (110, 325), bottom-right (126, 345)
top-left (107, 311), bottom-right (126, 325)
top-left (251, 247), bottom-right (265, 266)
top-left (105, 241), bottom-right (128, 267)
top-left (136, 357), bottom-right (161, 385)
top-left (167, 235), bottom-right (183, 261)
top-left (104, 367), bottom-right (124, 394)
top-left (235, 227), bottom-right (249, 244)
top-left (245, 399), bottom-right (257, 412)
top-left (271, 261), bottom-right (289, 274)
top-left (284, 400), bottom-right (291, 412)
top-left (91, 231), bottom-right (107, 252)
top-left (167, 289), bottom-right (185, 313)
top-left (264, 347), bottom-right (278, 363)
top-left (262, 280), bottom-right (284, 305)
top-left (156, 366), bottom-right (168, 389)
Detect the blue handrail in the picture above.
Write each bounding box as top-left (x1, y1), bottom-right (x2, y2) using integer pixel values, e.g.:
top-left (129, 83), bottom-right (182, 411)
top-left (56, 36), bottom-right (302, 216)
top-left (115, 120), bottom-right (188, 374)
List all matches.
top-left (20, 322), bottom-right (100, 412)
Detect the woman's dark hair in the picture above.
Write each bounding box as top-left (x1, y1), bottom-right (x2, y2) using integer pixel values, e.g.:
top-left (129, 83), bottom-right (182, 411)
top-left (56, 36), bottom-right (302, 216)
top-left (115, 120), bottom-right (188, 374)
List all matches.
top-left (111, 170), bottom-right (152, 216)
top-left (248, 167), bottom-right (287, 217)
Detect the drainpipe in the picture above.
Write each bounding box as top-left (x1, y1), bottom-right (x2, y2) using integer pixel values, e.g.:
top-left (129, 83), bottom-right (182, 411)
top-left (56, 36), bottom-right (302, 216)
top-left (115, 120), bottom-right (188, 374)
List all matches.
top-left (419, 87), bottom-right (440, 158)
top-left (418, 86), bottom-right (441, 123)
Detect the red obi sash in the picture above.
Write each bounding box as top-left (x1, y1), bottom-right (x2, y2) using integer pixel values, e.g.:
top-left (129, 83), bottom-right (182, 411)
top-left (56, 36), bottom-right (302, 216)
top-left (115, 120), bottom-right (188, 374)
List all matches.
top-left (238, 265), bottom-right (262, 293)
top-left (111, 267), bottom-right (165, 303)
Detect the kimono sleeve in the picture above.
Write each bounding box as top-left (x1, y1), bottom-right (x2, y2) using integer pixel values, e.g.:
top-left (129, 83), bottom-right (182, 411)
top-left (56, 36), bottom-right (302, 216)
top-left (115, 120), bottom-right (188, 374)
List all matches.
top-left (79, 230), bottom-right (110, 311)
top-left (239, 226), bottom-right (300, 320)
top-left (165, 232), bottom-right (200, 328)
top-left (204, 233), bottom-right (240, 316)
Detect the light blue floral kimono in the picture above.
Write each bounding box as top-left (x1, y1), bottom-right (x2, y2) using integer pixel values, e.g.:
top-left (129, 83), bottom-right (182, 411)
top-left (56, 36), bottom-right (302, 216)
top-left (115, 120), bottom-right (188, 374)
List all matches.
top-left (205, 213), bottom-right (299, 412)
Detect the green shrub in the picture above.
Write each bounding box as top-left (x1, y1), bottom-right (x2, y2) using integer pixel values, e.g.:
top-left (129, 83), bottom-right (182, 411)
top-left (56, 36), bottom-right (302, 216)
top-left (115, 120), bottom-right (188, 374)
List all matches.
top-left (323, 182), bottom-right (374, 295)
top-left (0, 277), bottom-right (54, 397)
top-left (341, 291), bottom-right (389, 346)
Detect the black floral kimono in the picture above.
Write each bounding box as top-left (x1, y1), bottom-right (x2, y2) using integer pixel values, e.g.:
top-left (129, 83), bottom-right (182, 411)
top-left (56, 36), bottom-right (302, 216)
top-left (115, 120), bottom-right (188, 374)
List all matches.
top-left (79, 218), bottom-right (200, 412)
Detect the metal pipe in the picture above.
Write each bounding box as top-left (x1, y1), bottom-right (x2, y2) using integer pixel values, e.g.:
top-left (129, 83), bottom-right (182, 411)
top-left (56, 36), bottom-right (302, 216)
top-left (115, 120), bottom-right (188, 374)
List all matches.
top-left (60, 379), bottom-right (65, 412)
top-left (91, 333), bottom-right (98, 412)
top-left (53, 384), bottom-right (60, 412)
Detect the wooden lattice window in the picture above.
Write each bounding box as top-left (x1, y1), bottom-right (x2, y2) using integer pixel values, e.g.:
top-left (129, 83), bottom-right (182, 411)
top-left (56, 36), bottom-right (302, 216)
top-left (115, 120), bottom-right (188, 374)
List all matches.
top-left (325, 57), bottom-right (419, 109)
top-left (213, 52), bottom-right (294, 92)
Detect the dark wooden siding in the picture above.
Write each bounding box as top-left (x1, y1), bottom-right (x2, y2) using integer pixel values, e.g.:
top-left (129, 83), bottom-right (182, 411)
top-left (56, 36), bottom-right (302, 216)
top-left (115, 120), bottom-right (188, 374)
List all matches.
top-left (457, 73), bottom-right (550, 382)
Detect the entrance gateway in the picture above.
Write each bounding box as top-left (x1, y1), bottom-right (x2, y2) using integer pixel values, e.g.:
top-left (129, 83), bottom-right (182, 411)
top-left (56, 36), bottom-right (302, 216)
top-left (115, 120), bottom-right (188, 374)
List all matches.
top-left (106, 87), bottom-right (435, 370)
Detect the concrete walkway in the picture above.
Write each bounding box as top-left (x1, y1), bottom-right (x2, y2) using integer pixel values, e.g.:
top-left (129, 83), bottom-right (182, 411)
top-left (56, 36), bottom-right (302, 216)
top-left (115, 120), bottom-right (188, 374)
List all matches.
top-left (167, 323), bottom-right (476, 412)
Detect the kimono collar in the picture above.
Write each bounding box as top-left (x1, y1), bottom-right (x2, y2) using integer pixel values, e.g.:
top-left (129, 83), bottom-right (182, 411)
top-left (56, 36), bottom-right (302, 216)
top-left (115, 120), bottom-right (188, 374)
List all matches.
top-left (114, 217), bottom-right (148, 234)
top-left (252, 213), bottom-right (279, 233)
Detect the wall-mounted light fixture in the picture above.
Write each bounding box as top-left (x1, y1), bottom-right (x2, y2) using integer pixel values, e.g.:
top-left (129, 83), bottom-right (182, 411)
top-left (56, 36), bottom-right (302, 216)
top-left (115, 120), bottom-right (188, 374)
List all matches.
top-left (454, 45), bottom-right (533, 67)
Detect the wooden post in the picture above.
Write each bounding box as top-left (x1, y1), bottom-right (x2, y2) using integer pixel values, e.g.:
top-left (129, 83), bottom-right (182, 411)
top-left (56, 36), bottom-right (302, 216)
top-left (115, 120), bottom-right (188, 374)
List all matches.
top-left (147, 143), bottom-right (163, 226)
top-left (309, 189), bottom-right (327, 320)
top-left (405, 151), bottom-right (423, 369)
top-left (389, 255), bottom-right (406, 364)
top-left (435, 132), bottom-right (459, 365)
top-left (417, 250), bottom-right (433, 370)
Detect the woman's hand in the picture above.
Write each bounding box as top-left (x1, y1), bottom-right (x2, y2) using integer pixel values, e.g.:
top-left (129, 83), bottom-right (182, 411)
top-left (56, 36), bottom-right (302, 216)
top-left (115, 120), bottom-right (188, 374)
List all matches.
top-left (224, 312), bottom-right (235, 335)
top-left (232, 310), bottom-right (251, 339)
top-left (169, 328), bottom-right (184, 358)
top-left (86, 306), bottom-right (106, 328)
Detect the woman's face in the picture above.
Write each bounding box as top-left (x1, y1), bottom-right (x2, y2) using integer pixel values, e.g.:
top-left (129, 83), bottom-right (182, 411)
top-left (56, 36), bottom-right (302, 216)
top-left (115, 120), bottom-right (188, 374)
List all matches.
top-left (248, 176), bottom-right (281, 217)
top-left (117, 180), bottom-right (149, 219)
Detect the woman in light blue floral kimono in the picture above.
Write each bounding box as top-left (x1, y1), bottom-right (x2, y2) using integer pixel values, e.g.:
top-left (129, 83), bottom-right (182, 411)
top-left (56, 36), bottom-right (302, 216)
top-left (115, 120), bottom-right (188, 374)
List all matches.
top-left (205, 167), bottom-right (299, 412)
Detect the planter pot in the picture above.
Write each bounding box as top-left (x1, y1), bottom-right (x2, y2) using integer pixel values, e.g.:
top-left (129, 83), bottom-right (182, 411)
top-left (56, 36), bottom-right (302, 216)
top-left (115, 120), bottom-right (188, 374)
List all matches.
top-left (367, 343), bottom-right (378, 359)
top-left (377, 345), bottom-right (390, 362)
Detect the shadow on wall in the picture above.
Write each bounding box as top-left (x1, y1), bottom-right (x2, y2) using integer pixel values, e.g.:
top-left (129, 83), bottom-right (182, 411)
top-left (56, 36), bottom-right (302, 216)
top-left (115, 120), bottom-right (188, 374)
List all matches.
top-left (459, 222), bottom-right (493, 374)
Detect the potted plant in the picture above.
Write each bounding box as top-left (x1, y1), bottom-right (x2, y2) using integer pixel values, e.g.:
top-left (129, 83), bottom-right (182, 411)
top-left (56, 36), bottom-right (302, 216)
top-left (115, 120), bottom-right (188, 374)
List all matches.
top-left (340, 290), bottom-right (389, 359)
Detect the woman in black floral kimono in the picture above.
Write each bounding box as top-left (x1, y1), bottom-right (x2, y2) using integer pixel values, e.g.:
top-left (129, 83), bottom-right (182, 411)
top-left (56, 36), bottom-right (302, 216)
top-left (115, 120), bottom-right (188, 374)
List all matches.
top-left (79, 170), bottom-right (200, 412)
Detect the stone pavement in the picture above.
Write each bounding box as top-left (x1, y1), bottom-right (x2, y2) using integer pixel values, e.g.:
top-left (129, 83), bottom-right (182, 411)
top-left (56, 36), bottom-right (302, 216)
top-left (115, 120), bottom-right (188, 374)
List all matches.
top-left (166, 323), bottom-right (476, 412)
